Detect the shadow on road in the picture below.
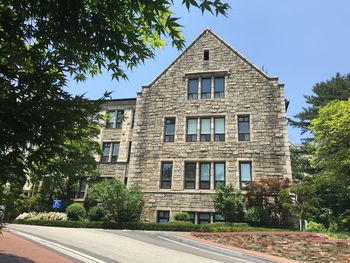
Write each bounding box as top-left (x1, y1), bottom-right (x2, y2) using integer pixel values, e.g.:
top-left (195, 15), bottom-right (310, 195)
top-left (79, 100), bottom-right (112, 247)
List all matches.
top-left (0, 252), bottom-right (36, 263)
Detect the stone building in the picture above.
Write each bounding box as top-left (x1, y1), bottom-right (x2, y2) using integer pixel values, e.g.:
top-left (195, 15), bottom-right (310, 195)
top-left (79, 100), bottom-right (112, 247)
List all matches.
top-left (96, 29), bottom-right (292, 224)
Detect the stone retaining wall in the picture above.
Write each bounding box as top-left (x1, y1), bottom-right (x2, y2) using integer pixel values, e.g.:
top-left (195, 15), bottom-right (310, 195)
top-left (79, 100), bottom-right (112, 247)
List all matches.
top-left (192, 232), bottom-right (350, 263)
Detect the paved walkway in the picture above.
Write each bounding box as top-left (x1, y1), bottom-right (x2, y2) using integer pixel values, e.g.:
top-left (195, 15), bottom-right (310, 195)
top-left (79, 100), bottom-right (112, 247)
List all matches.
top-left (0, 230), bottom-right (75, 263)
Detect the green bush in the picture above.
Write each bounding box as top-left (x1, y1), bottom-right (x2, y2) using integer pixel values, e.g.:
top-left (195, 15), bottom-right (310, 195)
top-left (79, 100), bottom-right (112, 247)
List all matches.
top-left (13, 219), bottom-right (291, 233)
top-left (338, 209), bottom-right (350, 231)
top-left (65, 203), bottom-right (86, 221)
top-left (212, 184), bottom-right (245, 222)
top-left (306, 221), bottom-right (326, 233)
top-left (89, 180), bottom-right (143, 222)
top-left (174, 212), bottom-right (190, 222)
top-left (327, 222), bottom-right (338, 233)
top-left (88, 206), bottom-right (105, 221)
top-left (245, 207), bottom-right (269, 226)
top-left (84, 197), bottom-right (98, 211)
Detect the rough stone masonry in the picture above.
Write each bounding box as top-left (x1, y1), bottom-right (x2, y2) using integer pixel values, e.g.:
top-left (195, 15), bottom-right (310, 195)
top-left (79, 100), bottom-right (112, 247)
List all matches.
top-left (97, 29), bottom-right (292, 223)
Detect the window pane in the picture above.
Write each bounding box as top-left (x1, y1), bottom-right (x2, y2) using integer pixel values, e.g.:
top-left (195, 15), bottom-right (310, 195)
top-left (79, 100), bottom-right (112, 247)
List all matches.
top-left (161, 163), bottom-right (172, 189)
top-left (198, 213), bottom-right (211, 224)
top-left (188, 212), bottom-right (195, 224)
top-left (201, 78), bottom-right (211, 98)
top-left (240, 163), bottom-right (251, 181)
top-left (215, 118), bottom-right (224, 133)
top-left (214, 77), bottom-right (224, 92)
top-left (200, 163), bottom-right (210, 180)
top-left (214, 213), bottom-right (225, 222)
top-left (187, 119), bottom-right (197, 134)
top-left (201, 118), bottom-right (211, 134)
top-left (215, 163), bottom-right (225, 181)
top-left (106, 111), bottom-right (116, 128)
top-left (102, 143), bottom-right (111, 157)
top-left (165, 118), bottom-right (175, 135)
top-left (116, 110), bottom-right (124, 128)
top-left (162, 163), bottom-right (172, 180)
top-left (188, 79), bottom-right (198, 99)
top-left (111, 143), bottom-right (119, 162)
top-left (101, 142), bottom-right (111, 162)
top-left (158, 211), bottom-right (169, 224)
top-left (112, 143), bottom-right (119, 157)
top-left (186, 163), bottom-right (196, 180)
top-left (185, 163), bottom-right (196, 189)
top-left (239, 122), bottom-right (249, 133)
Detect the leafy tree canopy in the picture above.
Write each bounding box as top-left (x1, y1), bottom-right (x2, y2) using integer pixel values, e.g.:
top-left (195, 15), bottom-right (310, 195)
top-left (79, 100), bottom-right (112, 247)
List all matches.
top-left (280, 177), bottom-right (319, 222)
top-left (0, 1), bottom-right (230, 189)
top-left (310, 98), bottom-right (350, 173)
top-left (290, 73), bottom-right (350, 134)
top-left (245, 178), bottom-right (290, 223)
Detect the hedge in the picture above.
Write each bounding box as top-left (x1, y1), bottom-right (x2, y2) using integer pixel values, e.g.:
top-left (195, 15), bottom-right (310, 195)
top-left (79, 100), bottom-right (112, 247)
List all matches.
top-left (12, 220), bottom-right (291, 232)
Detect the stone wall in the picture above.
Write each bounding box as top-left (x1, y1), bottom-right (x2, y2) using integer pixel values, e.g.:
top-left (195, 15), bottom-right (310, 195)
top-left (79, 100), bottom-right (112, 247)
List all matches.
top-left (98, 99), bottom-right (135, 181)
top-left (142, 192), bottom-right (215, 221)
top-left (99, 163), bottom-right (127, 181)
top-left (128, 29), bottom-right (292, 221)
top-left (192, 232), bottom-right (350, 263)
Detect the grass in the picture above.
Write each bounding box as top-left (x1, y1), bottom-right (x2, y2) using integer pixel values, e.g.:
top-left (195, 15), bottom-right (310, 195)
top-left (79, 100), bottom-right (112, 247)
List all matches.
top-left (325, 231), bottom-right (350, 240)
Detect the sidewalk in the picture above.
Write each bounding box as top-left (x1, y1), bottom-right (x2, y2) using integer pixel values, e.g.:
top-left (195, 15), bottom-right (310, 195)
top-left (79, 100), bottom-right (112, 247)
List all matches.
top-left (0, 230), bottom-right (75, 263)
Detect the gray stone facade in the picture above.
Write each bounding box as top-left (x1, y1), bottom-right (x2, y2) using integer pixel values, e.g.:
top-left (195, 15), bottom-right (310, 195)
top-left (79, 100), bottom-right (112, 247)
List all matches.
top-left (98, 30), bottom-right (292, 223)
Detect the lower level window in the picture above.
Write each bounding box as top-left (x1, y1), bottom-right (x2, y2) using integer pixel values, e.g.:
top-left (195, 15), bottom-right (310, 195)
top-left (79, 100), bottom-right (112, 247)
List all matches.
top-left (188, 212), bottom-right (195, 224)
top-left (198, 213), bottom-right (211, 224)
top-left (157, 211), bottom-right (170, 224)
top-left (214, 213), bottom-right (225, 222)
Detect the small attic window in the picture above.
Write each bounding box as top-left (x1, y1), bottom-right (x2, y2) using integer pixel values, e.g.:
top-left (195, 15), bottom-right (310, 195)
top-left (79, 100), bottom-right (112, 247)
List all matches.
top-left (203, 50), bottom-right (209, 61)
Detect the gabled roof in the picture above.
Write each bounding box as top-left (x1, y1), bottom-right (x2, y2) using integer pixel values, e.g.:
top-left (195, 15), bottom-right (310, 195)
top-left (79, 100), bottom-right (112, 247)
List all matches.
top-left (145, 29), bottom-right (278, 88)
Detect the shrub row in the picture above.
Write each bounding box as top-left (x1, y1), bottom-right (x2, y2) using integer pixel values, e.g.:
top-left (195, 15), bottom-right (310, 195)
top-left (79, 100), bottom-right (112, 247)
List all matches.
top-left (13, 220), bottom-right (289, 232)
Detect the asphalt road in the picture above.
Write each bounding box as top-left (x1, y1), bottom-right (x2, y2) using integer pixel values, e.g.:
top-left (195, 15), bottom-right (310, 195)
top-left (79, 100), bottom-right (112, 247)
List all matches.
top-left (8, 224), bottom-right (274, 263)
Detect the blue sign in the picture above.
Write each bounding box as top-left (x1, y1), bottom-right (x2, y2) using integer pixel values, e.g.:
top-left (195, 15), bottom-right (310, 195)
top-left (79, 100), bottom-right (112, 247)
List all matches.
top-left (52, 199), bottom-right (62, 209)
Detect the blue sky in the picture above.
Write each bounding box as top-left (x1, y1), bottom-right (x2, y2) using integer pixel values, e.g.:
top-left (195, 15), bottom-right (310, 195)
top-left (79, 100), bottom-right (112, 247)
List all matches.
top-left (67, 0), bottom-right (350, 143)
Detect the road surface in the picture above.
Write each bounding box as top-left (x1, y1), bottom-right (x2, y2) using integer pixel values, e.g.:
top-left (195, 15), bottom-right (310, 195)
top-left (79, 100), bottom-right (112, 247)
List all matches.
top-left (8, 224), bottom-right (275, 263)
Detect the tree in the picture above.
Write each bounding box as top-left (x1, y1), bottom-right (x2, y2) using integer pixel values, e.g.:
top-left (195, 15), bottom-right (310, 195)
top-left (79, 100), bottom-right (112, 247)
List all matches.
top-left (245, 178), bottom-right (290, 223)
top-left (290, 73), bottom-right (350, 134)
top-left (310, 99), bottom-right (350, 173)
top-left (288, 74), bottom-right (350, 228)
top-left (0, 1), bottom-right (229, 208)
top-left (309, 99), bottom-right (350, 219)
top-left (212, 184), bottom-right (244, 222)
top-left (289, 143), bottom-right (316, 180)
top-left (280, 178), bottom-right (319, 225)
top-left (29, 125), bottom-right (101, 201)
top-left (89, 179), bottom-right (144, 222)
